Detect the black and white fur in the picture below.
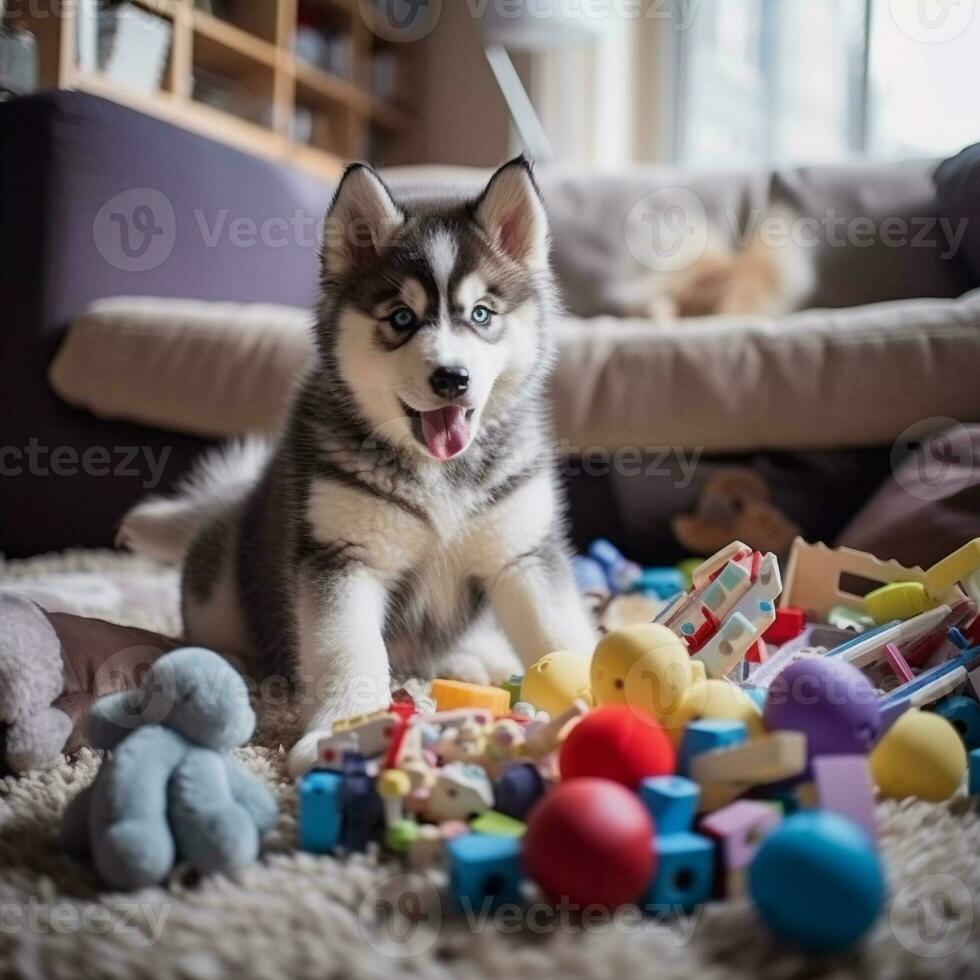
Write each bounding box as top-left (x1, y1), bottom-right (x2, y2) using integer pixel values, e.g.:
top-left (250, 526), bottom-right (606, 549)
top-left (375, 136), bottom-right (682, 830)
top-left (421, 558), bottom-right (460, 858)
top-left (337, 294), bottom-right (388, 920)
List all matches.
top-left (121, 157), bottom-right (597, 774)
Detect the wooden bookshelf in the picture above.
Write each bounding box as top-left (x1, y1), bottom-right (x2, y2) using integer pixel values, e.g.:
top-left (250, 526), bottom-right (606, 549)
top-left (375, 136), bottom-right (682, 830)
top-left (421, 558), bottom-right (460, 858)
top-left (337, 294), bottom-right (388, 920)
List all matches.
top-left (7, 0), bottom-right (415, 177)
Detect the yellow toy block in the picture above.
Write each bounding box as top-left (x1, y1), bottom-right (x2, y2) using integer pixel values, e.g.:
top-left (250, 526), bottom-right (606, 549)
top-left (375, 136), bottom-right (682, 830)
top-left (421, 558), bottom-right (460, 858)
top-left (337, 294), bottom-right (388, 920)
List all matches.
top-left (864, 582), bottom-right (938, 624)
top-left (926, 537), bottom-right (980, 605)
top-left (430, 679), bottom-right (511, 717)
top-left (662, 678), bottom-right (766, 748)
top-left (690, 732), bottom-right (807, 786)
top-left (521, 650), bottom-right (591, 716)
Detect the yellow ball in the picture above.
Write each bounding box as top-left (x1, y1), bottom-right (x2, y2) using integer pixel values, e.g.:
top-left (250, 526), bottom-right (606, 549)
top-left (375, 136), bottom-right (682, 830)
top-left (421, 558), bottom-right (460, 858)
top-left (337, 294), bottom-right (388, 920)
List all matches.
top-left (590, 624), bottom-right (694, 720)
top-left (662, 678), bottom-right (766, 746)
top-left (870, 709), bottom-right (966, 802)
top-left (521, 650), bottom-right (591, 717)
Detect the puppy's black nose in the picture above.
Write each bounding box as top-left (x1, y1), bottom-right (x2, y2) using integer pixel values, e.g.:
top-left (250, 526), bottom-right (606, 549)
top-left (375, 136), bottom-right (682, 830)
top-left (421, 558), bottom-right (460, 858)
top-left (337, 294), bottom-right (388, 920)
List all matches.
top-left (429, 366), bottom-right (470, 400)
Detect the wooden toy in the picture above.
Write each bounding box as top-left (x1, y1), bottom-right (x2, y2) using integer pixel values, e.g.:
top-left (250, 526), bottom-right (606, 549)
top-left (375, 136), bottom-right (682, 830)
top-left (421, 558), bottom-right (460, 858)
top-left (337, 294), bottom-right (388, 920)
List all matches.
top-left (640, 775), bottom-right (700, 833)
top-left (643, 832), bottom-right (714, 911)
top-left (779, 538), bottom-right (963, 620)
top-left (430, 679), bottom-right (511, 717)
top-left (298, 770), bottom-right (343, 854)
top-left (748, 810), bottom-right (884, 952)
top-left (864, 582), bottom-right (938, 624)
top-left (690, 732), bottom-right (807, 786)
top-left (700, 800), bottom-right (780, 873)
top-left (493, 762), bottom-right (546, 820)
top-left (590, 623), bottom-right (699, 719)
top-left (523, 778), bottom-right (654, 909)
top-left (812, 755), bottom-right (876, 842)
top-left (665, 678), bottom-right (765, 748)
top-left (560, 705), bottom-right (675, 789)
top-left (925, 536), bottom-right (980, 605)
top-left (655, 542), bottom-right (782, 679)
top-left (469, 810), bottom-right (526, 838)
top-left (446, 833), bottom-right (523, 911)
top-left (588, 538), bottom-right (642, 593)
top-left (763, 657), bottom-right (881, 767)
top-left (521, 650), bottom-right (591, 717)
top-left (762, 606), bottom-right (807, 646)
top-left (678, 719), bottom-right (746, 776)
top-left (935, 694), bottom-right (980, 749)
top-left (869, 708), bottom-right (967, 802)
top-left (969, 747), bottom-right (980, 795)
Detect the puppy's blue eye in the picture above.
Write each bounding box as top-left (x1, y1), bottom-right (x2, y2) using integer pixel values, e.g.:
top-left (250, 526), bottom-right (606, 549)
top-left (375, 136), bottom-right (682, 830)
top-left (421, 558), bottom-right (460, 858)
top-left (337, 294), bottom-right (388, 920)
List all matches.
top-left (471, 305), bottom-right (492, 326)
top-left (389, 307), bottom-right (416, 330)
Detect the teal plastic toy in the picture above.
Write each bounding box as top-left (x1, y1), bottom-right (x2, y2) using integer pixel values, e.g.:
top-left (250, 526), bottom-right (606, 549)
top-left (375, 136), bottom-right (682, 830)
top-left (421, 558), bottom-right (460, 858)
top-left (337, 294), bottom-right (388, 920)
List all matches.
top-left (748, 810), bottom-right (884, 951)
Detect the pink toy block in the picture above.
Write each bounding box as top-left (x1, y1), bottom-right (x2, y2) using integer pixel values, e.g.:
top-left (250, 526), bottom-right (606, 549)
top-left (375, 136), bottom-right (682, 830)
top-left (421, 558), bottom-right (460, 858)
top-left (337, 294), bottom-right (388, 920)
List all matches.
top-left (699, 800), bottom-right (780, 871)
top-left (884, 643), bottom-right (914, 683)
top-left (812, 755), bottom-right (877, 843)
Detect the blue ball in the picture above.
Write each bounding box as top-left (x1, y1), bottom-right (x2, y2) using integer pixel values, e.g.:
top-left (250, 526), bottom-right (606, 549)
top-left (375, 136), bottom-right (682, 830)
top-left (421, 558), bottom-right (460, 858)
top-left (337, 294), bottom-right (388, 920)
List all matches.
top-left (748, 810), bottom-right (883, 952)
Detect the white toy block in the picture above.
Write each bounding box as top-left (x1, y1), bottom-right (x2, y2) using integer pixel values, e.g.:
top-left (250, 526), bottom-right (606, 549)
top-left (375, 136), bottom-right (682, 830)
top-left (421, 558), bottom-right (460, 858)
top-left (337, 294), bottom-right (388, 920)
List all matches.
top-left (690, 731), bottom-right (807, 786)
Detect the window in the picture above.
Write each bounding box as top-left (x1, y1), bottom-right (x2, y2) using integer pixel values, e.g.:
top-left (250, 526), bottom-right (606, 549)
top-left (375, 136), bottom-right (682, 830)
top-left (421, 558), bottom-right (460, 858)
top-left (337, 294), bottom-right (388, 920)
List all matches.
top-left (672, 0), bottom-right (980, 166)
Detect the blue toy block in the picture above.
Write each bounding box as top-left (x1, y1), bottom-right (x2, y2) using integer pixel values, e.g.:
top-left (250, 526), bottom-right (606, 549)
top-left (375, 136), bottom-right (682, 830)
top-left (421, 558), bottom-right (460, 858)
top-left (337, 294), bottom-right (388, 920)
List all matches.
top-left (643, 833), bottom-right (715, 912)
top-left (636, 567), bottom-right (685, 600)
top-left (935, 695), bottom-right (980, 750)
top-left (969, 748), bottom-right (980, 796)
top-left (340, 756), bottom-right (384, 853)
top-left (572, 555), bottom-right (610, 596)
top-left (446, 833), bottom-right (522, 912)
top-left (679, 719), bottom-right (747, 776)
top-left (298, 770), bottom-right (343, 854)
top-left (640, 775), bottom-right (700, 834)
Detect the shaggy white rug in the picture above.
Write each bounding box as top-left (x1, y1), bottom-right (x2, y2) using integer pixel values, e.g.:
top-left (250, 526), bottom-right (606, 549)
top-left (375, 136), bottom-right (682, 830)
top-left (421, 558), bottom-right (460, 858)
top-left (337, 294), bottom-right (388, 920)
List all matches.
top-left (0, 550), bottom-right (978, 980)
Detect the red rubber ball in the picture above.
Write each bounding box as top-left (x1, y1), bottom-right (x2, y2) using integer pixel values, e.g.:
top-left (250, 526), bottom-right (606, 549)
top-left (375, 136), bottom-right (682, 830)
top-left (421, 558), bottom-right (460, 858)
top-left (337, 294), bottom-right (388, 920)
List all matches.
top-left (523, 778), bottom-right (655, 908)
top-left (560, 705), bottom-right (676, 788)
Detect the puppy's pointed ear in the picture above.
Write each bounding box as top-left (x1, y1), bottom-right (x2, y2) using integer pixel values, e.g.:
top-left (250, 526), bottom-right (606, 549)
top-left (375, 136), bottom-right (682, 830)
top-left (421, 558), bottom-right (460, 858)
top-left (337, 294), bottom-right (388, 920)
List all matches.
top-left (474, 155), bottom-right (549, 269)
top-left (321, 164), bottom-right (404, 276)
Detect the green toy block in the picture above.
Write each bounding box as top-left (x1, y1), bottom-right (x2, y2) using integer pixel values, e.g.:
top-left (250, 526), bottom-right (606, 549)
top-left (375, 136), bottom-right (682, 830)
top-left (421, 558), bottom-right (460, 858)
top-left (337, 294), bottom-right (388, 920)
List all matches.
top-left (469, 810), bottom-right (526, 838)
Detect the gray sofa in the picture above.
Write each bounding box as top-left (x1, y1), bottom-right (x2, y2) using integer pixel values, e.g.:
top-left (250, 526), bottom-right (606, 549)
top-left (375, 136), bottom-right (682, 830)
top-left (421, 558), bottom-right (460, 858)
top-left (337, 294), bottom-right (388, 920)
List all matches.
top-left (2, 92), bottom-right (978, 561)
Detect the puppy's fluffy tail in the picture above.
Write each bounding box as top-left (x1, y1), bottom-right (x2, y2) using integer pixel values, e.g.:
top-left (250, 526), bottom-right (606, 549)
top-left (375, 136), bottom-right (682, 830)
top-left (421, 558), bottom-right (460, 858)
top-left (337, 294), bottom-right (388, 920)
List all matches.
top-left (118, 438), bottom-right (271, 565)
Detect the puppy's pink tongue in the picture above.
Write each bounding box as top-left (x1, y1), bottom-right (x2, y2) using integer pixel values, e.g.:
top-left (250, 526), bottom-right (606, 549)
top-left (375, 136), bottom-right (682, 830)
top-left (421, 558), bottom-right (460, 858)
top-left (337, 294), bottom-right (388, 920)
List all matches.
top-left (420, 406), bottom-right (470, 460)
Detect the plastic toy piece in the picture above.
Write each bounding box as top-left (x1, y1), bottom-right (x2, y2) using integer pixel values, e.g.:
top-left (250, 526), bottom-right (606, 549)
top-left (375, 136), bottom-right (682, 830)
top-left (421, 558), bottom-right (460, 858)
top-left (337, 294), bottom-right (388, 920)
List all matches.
top-left (521, 650), bottom-right (591, 717)
top-left (430, 679), bottom-right (511, 717)
top-left (637, 567), bottom-right (685, 600)
top-left (316, 731), bottom-right (359, 771)
top-left (701, 799), bottom-right (780, 873)
top-left (407, 824), bottom-right (443, 869)
top-left (588, 538), bottom-right (642, 593)
top-left (827, 605), bottom-right (877, 632)
top-left (679, 719), bottom-right (747, 776)
top-left (762, 607), bottom-right (807, 646)
top-left (643, 832), bottom-right (714, 911)
top-left (385, 818), bottom-right (417, 853)
top-left (883, 642), bottom-right (914, 683)
top-left (446, 832), bottom-right (523, 912)
top-left (690, 732), bottom-right (807, 786)
top-left (523, 698), bottom-right (588, 758)
top-left (749, 811), bottom-right (884, 953)
top-left (878, 640), bottom-right (980, 709)
top-left (469, 810), bottom-right (526, 838)
top-left (340, 756), bottom-right (384, 853)
top-left (493, 762), bottom-right (546, 820)
top-left (299, 770), bottom-right (344, 854)
top-left (865, 582), bottom-right (938, 624)
top-left (925, 537), bottom-right (980, 605)
top-left (780, 537), bottom-right (964, 620)
top-left (500, 674), bottom-right (523, 708)
top-left (812, 755), bottom-right (876, 842)
top-left (934, 695), bottom-right (980, 750)
top-left (377, 768), bottom-right (411, 827)
top-left (969, 748), bottom-right (980, 795)
top-left (572, 555), bottom-right (611, 599)
top-left (423, 762), bottom-right (494, 822)
top-left (870, 708), bottom-right (967, 802)
top-left (832, 605), bottom-right (950, 669)
top-left (639, 775), bottom-right (700, 834)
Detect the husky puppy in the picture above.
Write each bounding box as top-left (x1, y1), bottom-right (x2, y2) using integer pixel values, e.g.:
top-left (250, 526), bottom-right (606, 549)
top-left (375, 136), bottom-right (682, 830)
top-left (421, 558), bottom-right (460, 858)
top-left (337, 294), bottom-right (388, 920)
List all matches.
top-left (122, 157), bottom-right (597, 774)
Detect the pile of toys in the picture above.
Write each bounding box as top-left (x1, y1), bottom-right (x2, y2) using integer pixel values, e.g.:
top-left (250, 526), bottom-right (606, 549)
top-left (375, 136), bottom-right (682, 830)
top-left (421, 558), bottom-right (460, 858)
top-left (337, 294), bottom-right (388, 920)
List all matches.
top-left (297, 536), bottom-right (980, 953)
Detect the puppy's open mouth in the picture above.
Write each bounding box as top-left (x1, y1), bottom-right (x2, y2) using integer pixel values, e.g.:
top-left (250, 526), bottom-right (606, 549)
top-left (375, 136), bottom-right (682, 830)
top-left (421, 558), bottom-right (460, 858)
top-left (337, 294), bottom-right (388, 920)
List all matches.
top-left (401, 401), bottom-right (475, 460)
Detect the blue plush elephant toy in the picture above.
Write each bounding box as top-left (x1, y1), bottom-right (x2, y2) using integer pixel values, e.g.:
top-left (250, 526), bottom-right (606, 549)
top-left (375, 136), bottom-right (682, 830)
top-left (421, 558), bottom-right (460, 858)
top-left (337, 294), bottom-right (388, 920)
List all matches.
top-left (61, 647), bottom-right (276, 890)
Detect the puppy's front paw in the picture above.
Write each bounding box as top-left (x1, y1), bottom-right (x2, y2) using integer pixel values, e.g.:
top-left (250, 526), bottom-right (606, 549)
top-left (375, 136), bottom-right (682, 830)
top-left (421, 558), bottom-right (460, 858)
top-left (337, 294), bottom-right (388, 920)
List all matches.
top-left (288, 731), bottom-right (325, 778)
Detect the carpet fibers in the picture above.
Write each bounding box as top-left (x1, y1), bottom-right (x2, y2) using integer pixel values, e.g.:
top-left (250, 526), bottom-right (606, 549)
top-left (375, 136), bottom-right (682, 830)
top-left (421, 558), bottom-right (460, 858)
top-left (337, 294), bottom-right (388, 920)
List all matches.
top-left (0, 550), bottom-right (977, 979)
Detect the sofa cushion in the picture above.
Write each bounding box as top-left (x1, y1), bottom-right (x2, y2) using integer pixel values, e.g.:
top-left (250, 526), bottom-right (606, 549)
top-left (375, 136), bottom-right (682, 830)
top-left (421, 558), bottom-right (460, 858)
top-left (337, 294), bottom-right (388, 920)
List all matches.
top-left (934, 143), bottom-right (980, 287)
top-left (50, 292), bottom-right (980, 452)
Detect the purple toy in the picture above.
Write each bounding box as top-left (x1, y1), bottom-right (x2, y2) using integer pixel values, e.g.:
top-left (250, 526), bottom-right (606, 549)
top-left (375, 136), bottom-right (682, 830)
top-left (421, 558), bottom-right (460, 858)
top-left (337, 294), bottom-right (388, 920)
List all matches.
top-left (763, 657), bottom-right (881, 766)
